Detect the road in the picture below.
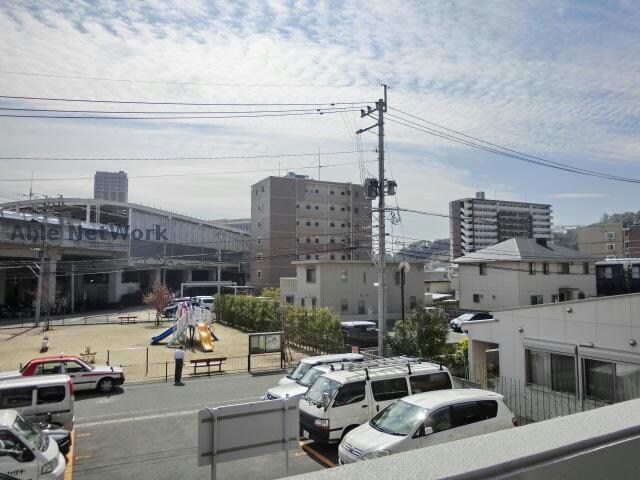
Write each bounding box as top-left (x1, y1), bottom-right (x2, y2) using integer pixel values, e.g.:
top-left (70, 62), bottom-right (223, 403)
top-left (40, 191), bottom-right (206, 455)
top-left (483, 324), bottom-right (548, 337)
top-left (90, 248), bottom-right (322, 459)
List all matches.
top-left (71, 373), bottom-right (335, 480)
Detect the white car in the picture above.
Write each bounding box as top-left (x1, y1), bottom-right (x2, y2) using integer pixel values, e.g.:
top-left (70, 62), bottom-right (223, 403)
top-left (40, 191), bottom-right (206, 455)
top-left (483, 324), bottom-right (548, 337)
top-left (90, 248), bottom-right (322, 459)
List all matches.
top-left (278, 353), bottom-right (364, 386)
top-left (265, 364), bottom-right (335, 400)
top-left (339, 389), bottom-right (516, 464)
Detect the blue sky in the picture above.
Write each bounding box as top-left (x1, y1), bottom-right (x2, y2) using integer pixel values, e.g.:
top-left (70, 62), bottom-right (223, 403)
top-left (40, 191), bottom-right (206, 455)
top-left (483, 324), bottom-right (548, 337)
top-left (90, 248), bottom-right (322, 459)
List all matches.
top-left (0, 0), bottom-right (639, 247)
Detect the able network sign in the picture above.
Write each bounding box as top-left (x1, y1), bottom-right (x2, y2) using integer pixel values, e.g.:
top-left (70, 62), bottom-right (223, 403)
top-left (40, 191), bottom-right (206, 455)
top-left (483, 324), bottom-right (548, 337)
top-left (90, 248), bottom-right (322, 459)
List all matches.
top-left (11, 224), bottom-right (168, 242)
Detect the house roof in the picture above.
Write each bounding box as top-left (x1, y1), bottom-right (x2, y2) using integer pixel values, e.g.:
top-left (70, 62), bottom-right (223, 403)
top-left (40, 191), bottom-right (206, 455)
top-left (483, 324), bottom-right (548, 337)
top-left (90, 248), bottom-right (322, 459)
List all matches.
top-left (454, 238), bottom-right (595, 264)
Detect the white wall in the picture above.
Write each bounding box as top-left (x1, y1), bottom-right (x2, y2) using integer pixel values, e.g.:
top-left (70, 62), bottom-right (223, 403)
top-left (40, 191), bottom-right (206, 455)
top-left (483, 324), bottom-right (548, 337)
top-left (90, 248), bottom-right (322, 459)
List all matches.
top-left (466, 293), bottom-right (640, 383)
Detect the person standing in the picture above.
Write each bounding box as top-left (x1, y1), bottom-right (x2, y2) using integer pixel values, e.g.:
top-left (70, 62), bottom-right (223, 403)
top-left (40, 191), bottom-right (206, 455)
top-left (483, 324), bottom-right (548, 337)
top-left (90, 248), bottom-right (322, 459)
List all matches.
top-left (174, 345), bottom-right (185, 385)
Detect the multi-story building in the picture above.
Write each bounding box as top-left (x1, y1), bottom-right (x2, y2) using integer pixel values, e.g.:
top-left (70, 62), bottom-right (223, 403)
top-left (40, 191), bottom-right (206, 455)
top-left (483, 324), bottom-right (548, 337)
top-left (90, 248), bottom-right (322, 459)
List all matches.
top-left (449, 192), bottom-right (552, 259)
top-left (455, 238), bottom-right (596, 311)
top-left (94, 171), bottom-right (128, 203)
top-left (577, 223), bottom-right (626, 259)
top-left (251, 173), bottom-right (371, 290)
top-left (279, 260), bottom-right (424, 324)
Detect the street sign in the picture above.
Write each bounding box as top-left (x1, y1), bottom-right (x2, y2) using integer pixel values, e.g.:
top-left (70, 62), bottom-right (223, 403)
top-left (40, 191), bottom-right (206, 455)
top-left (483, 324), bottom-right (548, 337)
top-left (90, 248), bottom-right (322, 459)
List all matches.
top-left (197, 397), bottom-right (299, 479)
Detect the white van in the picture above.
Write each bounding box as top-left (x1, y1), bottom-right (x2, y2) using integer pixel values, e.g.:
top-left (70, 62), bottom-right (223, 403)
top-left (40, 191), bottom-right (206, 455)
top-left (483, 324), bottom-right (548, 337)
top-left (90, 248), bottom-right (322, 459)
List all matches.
top-left (339, 389), bottom-right (516, 464)
top-left (299, 360), bottom-right (453, 444)
top-left (0, 376), bottom-right (74, 431)
top-left (191, 296), bottom-right (214, 311)
top-left (278, 353), bottom-right (364, 386)
top-left (265, 362), bottom-right (362, 400)
top-left (0, 409), bottom-right (65, 480)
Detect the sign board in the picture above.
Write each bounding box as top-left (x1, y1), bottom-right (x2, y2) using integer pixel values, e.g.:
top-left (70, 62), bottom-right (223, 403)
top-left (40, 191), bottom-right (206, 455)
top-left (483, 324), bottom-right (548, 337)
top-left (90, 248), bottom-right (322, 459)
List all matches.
top-left (197, 397), bottom-right (299, 468)
top-left (248, 332), bottom-right (282, 354)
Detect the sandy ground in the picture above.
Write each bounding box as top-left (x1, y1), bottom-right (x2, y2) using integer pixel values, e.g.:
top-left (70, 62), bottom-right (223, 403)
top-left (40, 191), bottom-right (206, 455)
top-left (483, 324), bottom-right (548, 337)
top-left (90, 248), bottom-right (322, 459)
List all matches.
top-left (0, 317), bottom-right (302, 382)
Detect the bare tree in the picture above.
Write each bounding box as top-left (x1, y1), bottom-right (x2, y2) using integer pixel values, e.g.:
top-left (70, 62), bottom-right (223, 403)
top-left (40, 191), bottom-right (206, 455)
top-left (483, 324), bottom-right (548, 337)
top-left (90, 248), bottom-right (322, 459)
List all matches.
top-left (143, 282), bottom-right (172, 325)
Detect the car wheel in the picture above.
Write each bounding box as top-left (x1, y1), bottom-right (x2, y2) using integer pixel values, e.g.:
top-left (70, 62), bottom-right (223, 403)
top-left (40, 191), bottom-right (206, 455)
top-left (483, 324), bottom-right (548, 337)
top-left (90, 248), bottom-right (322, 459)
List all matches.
top-left (97, 377), bottom-right (115, 393)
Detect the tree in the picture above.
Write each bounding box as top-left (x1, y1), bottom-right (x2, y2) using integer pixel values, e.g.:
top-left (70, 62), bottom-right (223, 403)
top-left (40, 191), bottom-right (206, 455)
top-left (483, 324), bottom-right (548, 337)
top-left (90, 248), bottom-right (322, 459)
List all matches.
top-left (143, 282), bottom-right (172, 325)
top-left (388, 308), bottom-right (450, 359)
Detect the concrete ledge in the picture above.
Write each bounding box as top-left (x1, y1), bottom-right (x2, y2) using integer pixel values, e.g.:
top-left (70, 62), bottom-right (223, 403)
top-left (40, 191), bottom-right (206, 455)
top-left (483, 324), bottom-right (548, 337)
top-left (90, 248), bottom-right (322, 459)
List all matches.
top-left (286, 398), bottom-right (640, 480)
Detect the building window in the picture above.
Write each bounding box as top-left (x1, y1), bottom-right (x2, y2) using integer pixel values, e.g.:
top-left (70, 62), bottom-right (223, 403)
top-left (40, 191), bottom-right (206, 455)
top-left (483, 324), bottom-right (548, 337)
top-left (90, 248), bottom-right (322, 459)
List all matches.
top-left (257, 203), bottom-right (263, 212)
top-left (256, 270), bottom-right (262, 279)
top-left (305, 255), bottom-right (311, 260)
top-left (296, 237), bottom-right (300, 243)
top-left (341, 270), bottom-right (348, 283)
top-left (330, 206), bottom-right (335, 211)
top-left (526, 349), bottom-right (576, 394)
top-left (606, 231), bottom-right (615, 240)
top-left (363, 272), bottom-right (367, 284)
top-left (256, 252), bottom-right (262, 261)
top-left (354, 191), bottom-right (359, 198)
top-left (530, 295), bottom-right (543, 305)
top-left (300, 298), bottom-right (305, 307)
top-left (606, 243), bottom-right (616, 252)
top-left (305, 238), bottom-right (311, 243)
top-left (311, 297), bottom-right (317, 309)
top-left (330, 255), bottom-right (335, 260)
top-left (410, 296), bottom-right (417, 308)
top-left (306, 268), bottom-right (316, 283)
top-left (329, 238), bottom-right (335, 243)
top-left (632, 266), bottom-right (640, 279)
top-left (285, 296), bottom-right (294, 305)
top-left (528, 263), bottom-right (536, 275)
top-left (473, 294), bottom-right (480, 303)
top-left (354, 207), bottom-right (359, 214)
top-left (260, 185), bottom-right (265, 193)
top-left (479, 264), bottom-right (487, 276)
top-left (330, 222), bottom-right (335, 228)
top-left (306, 221), bottom-right (311, 226)
top-left (315, 205), bottom-right (319, 210)
top-left (357, 300), bottom-right (365, 314)
top-left (543, 262), bottom-right (550, 275)
top-left (330, 190), bottom-right (335, 195)
top-left (314, 238), bottom-right (319, 243)
top-left (583, 262), bottom-right (590, 274)
top-left (306, 205), bottom-right (311, 210)
top-left (340, 299), bottom-right (348, 312)
top-left (341, 255), bottom-right (346, 260)
top-left (297, 204), bottom-right (300, 209)
top-left (257, 237), bottom-right (262, 246)
top-left (257, 220), bottom-right (263, 229)
top-left (315, 254), bottom-right (319, 260)
top-left (341, 207), bottom-right (345, 212)
top-left (315, 222), bottom-right (319, 227)
top-left (558, 263), bottom-right (570, 274)
top-left (341, 223), bottom-right (345, 228)
top-left (341, 191), bottom-right (345, 196)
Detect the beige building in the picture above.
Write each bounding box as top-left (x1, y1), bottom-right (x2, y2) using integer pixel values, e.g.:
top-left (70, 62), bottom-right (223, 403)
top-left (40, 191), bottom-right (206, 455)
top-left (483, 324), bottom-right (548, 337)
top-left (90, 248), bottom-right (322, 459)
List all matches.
top-left (280, 260), bottom-right (424, 324)
top-left (251, 173), bottom-right (371, 289)
top-left (578, 223), bottom-right (628, 259)
top-left (424, 270), bottom-right (452, 294)
top-left (456, 238), bottom-right (596, 311)
top-left (465, 293), bottom-right (640, 405)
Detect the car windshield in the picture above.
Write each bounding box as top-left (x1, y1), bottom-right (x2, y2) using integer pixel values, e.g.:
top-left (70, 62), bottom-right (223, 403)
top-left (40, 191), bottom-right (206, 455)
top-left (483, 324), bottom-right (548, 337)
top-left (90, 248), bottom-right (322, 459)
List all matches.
top-left (288, 361), bottom-right (313, 381)
top-left (456, 314), bottom-right (474, 322)
top-left (298, 367), bottom-right (327, 387)
top-left (305, 376), bottom-right (340, 407)
top-left (13, 414), bottom-right (45, 451)
top-left (369, 400), bottom-right (426, 436)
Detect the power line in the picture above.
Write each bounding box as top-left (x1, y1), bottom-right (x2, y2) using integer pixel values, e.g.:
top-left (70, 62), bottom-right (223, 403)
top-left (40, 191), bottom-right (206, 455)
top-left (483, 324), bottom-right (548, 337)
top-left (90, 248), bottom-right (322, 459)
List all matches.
top-left (0, 149), bottom-right (376, 162)
top-left (0, 94), bottom-right (370, 107)
top-left (0, 159), bottom-right (377, 182)
top-left (0, 70), bottom-right (377, 88)
top-left (0, 105), bottom-right (369, 115)
top-left (385, 111), bottom-right (640, 184)
top-left (0, 108), bottom-right (363, 121)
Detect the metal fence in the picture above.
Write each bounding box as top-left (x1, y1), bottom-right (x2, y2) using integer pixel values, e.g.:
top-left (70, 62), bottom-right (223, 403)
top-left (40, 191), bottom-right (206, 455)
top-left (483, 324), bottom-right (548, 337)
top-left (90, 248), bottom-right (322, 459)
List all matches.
top-left (0, 311), bottom-right (159, 329)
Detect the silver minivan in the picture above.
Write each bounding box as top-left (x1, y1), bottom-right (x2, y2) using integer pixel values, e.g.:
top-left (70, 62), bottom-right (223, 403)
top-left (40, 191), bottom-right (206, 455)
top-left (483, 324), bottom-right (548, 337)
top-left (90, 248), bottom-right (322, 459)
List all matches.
top-left (339, 389), bottom-right (516, 464)
top-left (278, 353), bottom-right (364, 386)
top-left (0, 409), bottom-right (65, 479)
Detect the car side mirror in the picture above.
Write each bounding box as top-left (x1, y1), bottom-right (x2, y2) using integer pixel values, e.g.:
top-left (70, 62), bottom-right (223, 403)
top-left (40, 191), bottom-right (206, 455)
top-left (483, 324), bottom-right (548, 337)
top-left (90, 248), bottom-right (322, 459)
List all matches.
top-left (423, 426), bottom-right (433, 436)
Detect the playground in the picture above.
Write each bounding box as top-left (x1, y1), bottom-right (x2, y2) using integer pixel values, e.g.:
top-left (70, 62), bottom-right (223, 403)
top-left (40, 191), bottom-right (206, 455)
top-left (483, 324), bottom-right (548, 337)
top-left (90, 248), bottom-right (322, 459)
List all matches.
top-left (0, 305), bottom-right (299, 382)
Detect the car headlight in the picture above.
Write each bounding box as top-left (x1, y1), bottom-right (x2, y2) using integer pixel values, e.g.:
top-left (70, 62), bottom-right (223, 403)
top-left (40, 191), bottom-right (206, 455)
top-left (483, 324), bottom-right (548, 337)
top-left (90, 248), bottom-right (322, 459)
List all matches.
top-left (42, 457), bottom-right (58, 474)
top-left (360, 450), bottom-right (391, 460)
top-left (314, 418), bottom-right (329, 429)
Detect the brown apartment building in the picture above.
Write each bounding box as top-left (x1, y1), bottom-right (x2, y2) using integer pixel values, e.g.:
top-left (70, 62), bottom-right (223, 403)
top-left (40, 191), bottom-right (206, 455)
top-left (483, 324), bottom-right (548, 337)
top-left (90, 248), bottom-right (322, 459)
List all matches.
top-left (250, 173), bottom-right (371, 290)
top-left (578, 223), bottom-right (640, 259)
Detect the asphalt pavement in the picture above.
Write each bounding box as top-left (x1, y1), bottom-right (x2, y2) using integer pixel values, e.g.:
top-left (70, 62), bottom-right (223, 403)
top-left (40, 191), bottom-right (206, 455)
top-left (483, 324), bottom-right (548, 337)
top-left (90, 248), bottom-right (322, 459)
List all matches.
top-left (71, 372), bottom-right (333, 480)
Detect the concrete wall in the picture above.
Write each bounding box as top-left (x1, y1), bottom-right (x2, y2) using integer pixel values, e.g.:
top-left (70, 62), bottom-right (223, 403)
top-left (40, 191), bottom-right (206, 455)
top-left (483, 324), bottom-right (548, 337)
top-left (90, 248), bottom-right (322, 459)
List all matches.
top-left (459, 261), bottom-right (596, 311)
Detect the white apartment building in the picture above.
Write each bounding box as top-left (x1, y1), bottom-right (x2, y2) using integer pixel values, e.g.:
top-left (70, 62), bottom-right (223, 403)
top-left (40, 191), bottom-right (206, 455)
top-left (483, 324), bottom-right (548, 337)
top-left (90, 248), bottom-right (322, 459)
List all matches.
top-left (449, 192), bottom-right (552, 259)
top-left (456, 238), bottom-right (596, 311)
top-left (94, 171), bottom-right (128, 203)
top-left (465, 293), bottom-right (640, 405)
top-left (279, 260), bottom-right (424, 324)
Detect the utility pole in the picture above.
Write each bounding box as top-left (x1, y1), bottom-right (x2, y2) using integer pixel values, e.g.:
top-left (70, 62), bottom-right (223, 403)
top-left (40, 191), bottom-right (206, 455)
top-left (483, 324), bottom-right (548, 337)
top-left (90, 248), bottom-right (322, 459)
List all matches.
top-left (357, 85), bottom-right (388, 357)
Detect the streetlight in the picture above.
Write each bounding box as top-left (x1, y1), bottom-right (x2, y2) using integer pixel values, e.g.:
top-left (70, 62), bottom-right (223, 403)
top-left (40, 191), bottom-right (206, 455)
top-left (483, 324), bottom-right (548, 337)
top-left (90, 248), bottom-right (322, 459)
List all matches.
top-left (398, 261), bottom-right (410, 321)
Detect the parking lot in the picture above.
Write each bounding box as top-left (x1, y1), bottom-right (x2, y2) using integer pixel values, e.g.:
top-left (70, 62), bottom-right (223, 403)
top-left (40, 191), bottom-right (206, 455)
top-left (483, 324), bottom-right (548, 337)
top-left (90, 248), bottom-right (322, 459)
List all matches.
top-left (70, 372), bottom-right (337, 480)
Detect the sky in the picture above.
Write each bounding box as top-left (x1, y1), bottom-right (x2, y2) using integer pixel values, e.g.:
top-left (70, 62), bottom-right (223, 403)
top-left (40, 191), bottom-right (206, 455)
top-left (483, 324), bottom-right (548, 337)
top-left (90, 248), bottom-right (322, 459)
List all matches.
top-left (0, 0), bottom-right (639, 250)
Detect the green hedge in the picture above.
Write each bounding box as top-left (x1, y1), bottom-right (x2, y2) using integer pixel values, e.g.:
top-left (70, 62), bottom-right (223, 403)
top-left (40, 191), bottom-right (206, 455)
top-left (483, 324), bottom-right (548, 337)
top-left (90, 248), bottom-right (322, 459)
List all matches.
top-left (214, 294), bottom-right (344, 352)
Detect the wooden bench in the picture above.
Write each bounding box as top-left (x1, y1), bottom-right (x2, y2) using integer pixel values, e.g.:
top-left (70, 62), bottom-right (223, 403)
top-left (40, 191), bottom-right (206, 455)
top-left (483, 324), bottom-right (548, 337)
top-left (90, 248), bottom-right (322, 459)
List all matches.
top-left (118, 315), bottom-right (137, 324)
top-left (190, 357), bottom-right (227, 376)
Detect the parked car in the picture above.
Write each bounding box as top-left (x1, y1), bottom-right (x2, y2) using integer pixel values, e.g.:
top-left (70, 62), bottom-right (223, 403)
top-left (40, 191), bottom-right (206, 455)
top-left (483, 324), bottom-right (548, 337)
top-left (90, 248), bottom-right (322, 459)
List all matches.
top-left (0, 409), bottom-right (65, 480)
top-left (338, 389), bottom-right (516, 464)
top-left (163, 297), bottom-right (190, 318)
top-left (300, 359), bottom-right (452, 444)
top-left (450, 312), bottom-right (493, 332)
top-left (191, 296), bottom-right (214, 311)
top-left (341, 321), bottom-right (378, 347)
top-left (0, 355), bottom-right (124, 394)
top-left (278, 353), bottom-right (365, 386)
